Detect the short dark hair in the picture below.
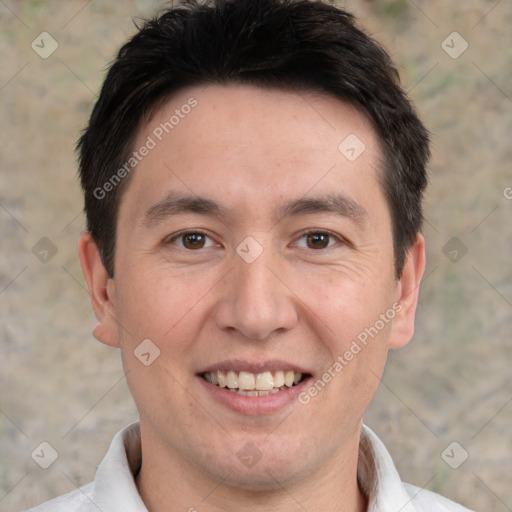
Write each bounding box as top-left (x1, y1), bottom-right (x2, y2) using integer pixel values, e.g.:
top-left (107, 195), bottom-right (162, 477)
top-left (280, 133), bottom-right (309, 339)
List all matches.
top-left (78, 0), bottom-right (429, 278)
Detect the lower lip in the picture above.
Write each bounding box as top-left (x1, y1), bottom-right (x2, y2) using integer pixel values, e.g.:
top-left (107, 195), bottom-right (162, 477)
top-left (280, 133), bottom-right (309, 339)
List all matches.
top-left (197, 375), bottom-right (311, 415)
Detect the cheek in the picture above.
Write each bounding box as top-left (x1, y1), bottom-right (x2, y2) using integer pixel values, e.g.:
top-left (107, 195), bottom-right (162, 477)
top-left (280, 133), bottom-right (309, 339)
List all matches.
top-left (304, 266), bottom-right (397, 341)
top-left (115, 262), bottom-right (209, 340)
top-left (114, 267), bottom-right (204, 411)
top-left (299, 268), bottom-right (396, 399)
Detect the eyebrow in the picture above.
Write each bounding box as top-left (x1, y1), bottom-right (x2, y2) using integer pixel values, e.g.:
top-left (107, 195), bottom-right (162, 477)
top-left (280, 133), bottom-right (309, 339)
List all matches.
top-left (279, 194), bottom-right (369, 226)
top-left (142, 194), bottom-right (227, 228)
top-left (141, 192), bottom-right (369, 228)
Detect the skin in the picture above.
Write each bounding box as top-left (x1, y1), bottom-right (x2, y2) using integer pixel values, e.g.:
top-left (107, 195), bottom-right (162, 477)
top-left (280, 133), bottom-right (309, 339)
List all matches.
top-left (79, 84), bottom-right (425, 512)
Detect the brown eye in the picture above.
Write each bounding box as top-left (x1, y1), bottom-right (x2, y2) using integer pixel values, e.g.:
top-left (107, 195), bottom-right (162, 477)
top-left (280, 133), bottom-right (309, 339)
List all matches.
top-left (182, 232), bottom-right (206, 249)
top-left (305, 232), bottom-right (331, 249)
top-left (168, 231), bottom-right (216, 250)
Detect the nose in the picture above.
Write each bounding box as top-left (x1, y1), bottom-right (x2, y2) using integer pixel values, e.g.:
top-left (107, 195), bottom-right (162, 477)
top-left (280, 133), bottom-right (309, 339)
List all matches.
top-left (213, 249), bottom-right (299, 341)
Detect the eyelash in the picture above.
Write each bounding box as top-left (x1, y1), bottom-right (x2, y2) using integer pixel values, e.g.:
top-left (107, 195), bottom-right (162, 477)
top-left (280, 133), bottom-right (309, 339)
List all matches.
top-left (166, 230), bottom-right (218, 249)
top-left (297, 229), bottom-right (345, 249)
top-left (165, 229), bottom-right (346, 250)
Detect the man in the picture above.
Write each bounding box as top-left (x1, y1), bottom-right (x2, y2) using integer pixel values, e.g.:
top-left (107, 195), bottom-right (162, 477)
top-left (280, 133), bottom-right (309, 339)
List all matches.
top-left (26, 0), bottom-right (473, 510)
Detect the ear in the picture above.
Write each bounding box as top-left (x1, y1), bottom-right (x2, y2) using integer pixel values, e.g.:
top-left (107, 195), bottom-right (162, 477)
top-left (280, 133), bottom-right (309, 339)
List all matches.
top-left (78, 231), bottom-right (120, 348)
top-left (389, 233), bottom-right (426, 349)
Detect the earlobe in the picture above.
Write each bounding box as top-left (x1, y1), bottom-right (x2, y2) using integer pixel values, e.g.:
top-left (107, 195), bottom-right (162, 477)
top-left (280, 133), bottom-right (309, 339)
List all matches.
top-left (78, 232), bottom-right (120, 348)
top-left (389, 233), bottom-right (426, 349)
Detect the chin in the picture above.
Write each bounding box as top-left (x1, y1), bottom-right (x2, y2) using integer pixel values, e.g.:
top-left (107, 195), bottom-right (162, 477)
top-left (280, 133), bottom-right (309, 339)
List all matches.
top-left (222, 462), bottom-right (303, 492)
top-left (204, 442), bottom-right (313, 493)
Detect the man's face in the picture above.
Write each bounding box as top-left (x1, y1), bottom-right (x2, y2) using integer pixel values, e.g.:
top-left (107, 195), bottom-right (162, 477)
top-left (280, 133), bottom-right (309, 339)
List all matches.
top-left (86, 84), bottom-right (420, 489)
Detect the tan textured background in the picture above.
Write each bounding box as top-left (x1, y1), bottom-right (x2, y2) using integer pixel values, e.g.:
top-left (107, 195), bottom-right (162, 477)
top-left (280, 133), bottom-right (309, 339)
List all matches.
top-left (1, 1), bottom-right (511, 511)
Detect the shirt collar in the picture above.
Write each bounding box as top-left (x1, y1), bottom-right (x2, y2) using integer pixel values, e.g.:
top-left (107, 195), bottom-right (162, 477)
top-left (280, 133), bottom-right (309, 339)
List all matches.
top-left (91, 422), bottom-right (418, 512)
top-left (92, 422), bottom-right (147, 512)
top-left (359, 424), bottom-right (419, 512)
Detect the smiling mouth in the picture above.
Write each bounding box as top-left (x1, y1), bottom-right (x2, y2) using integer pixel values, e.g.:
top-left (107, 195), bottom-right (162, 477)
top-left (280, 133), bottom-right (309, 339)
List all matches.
top-left (200, 370), bottom-right (309, 396)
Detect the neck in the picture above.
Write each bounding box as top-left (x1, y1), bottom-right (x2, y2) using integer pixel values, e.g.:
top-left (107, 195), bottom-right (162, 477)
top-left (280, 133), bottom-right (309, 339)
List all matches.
top-left (135, 424), bottom-right (368, 512)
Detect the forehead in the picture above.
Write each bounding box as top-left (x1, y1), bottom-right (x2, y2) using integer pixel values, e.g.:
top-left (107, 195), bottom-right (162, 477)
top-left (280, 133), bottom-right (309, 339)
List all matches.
top-left (120, 83), bottom-right (385, 224)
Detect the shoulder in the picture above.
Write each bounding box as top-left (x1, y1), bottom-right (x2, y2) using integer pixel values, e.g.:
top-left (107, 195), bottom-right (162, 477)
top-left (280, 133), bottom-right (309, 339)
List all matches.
top-left (21, 482), bottom-right (94, 512)
top-left (403, 482), bottom-right (474, 512)
top-left (359, 425), bottom-right (474, 512)
top-left (20, 422), bottom-right (144, 512)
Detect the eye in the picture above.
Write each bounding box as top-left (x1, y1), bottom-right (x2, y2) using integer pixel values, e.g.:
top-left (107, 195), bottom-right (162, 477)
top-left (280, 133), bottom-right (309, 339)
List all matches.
top-left (167, 231), bottom-right (217, 250)
top-left (295, 231), bottom-right (340, 250)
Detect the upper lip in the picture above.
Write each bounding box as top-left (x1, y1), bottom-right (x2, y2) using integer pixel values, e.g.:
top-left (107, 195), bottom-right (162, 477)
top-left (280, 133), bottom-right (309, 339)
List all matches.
top-left (198, 359), bottom-right (311, 375)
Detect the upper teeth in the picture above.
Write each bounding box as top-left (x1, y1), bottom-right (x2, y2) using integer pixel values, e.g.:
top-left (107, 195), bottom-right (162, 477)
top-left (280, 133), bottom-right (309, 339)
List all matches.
top-left (203, 370), bottom-right (302, 390)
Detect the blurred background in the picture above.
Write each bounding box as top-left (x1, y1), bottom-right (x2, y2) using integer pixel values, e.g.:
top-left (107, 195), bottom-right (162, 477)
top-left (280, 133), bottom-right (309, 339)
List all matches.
top-left (0, 1), bottom-right (511, 510)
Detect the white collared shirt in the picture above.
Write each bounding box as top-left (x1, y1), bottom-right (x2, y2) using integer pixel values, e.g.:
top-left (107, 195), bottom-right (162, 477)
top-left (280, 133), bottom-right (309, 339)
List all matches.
top-left (24, 422), bottom-right (473, 512)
